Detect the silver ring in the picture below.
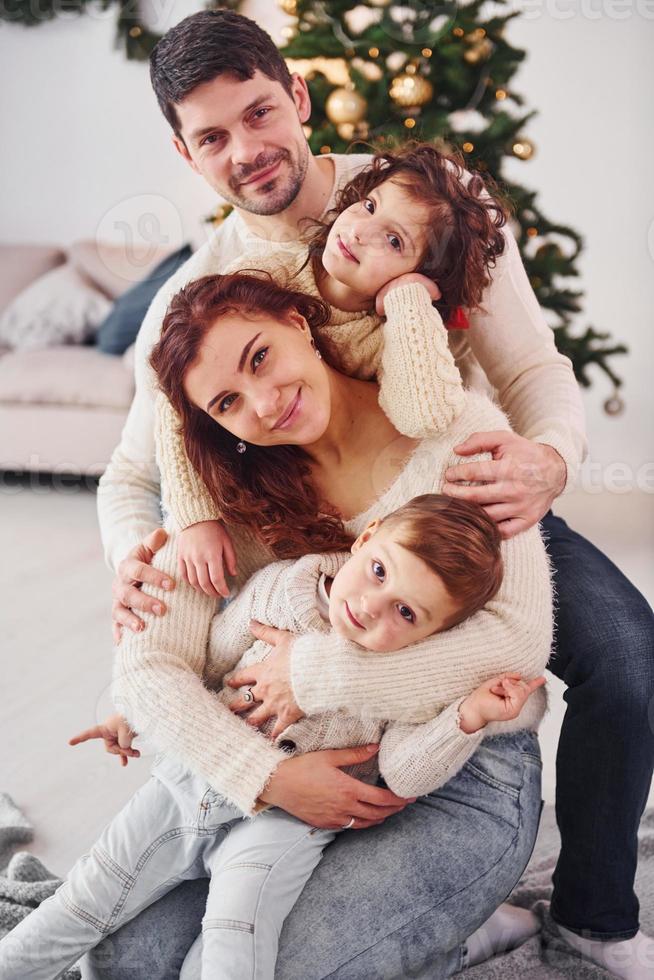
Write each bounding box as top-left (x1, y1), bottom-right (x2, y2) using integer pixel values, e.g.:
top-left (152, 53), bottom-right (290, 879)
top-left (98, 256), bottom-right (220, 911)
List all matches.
top-left (341, 817), bottom-right (355, 830)
top-left (243, 687), bottom-right (255, 704)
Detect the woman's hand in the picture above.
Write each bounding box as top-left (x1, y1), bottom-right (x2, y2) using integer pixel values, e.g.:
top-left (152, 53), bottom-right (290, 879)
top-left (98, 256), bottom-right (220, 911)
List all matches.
top-left (179, 520), bottom-right (238, 600)
top-left (69, 713), bottom-right (140, 768)
top-left (227, 622), bottom-right (305, 738)
top-left (261, 745), bottom-right (416, 830)
top-left (458, 673), bottom-right (547, 734)
top-left (375, 272), bottom-right (441, 316)
top-left (443, 430), bottom-right (567, 538)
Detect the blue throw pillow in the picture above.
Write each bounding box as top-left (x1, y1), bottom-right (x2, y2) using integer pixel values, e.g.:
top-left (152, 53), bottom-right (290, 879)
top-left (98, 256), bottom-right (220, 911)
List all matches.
top-left (96, 244), bottom-right (193, 355)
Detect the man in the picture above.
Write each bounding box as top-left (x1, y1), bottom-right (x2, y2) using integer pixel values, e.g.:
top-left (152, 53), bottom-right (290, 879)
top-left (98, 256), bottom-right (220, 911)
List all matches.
top-left (93, 10), bottom-right (654, 979)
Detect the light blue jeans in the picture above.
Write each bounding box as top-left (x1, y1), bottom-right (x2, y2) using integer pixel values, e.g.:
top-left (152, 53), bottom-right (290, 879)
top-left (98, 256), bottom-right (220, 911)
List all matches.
top-left (0, 754), bottom-right (335, 980)
top-left (79, 730), bottom-right (543, 980)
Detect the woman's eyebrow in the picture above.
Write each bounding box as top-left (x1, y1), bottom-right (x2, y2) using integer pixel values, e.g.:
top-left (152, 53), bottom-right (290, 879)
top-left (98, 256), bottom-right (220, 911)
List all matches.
top-left (206, 332), bottom-right (262, 412)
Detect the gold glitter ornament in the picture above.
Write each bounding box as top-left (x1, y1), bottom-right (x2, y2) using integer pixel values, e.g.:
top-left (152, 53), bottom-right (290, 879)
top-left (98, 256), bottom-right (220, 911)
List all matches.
top-left (326, 87), bottom-right (367, 125)
top-left (512, 138), bottom-right (535, 160)
top-left (277, 0), bottom-right (297, 14)
top-left (389, 72), bottom-right (433, 109)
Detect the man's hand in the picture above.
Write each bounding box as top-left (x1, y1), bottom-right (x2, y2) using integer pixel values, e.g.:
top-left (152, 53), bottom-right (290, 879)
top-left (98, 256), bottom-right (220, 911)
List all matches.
top-left (227, 622), bottom-right (304, 738)
top-left (69, 713), bottom-right (140, 768)
top-left (112, 528), bottom-right (174, 643)
top-left (375, 272), bottom-right (441, 316)
top-left (260, 746), bottom-right (416, 830)
top-left (179, 520), bottom-right (238, 599)
top-left (458, 673), bottom-right (547, 734)
top-left (442, 430), bottom-right (567, 538)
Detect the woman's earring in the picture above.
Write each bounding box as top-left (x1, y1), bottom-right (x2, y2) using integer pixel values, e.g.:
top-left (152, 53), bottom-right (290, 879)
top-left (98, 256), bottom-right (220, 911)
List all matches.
top-left (315, 347), bottom-right (322, 359)
top-left (236, 441), bottom-right (247, 454)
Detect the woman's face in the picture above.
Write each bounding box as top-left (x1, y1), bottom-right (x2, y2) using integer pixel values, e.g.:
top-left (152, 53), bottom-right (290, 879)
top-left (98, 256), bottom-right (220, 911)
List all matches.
top-left (183, 310), bottom-right (331, 447)
top-left (322, 178), bottom-right (430, 296)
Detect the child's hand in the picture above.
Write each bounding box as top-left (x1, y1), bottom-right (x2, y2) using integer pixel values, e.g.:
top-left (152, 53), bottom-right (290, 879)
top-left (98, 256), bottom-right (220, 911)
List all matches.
top-left (375, 273), bottom-right (441, 316)
top-left (458, 673), bottom-right (546, 734)
top-left (69, 713), bottom-right (139, 768)
top-left (179, 520), bottom-right (238, 599)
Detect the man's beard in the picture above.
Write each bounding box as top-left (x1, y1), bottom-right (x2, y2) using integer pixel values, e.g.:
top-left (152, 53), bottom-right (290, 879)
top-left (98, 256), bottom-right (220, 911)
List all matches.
top-left (219, 143), bottom-right (309, 217)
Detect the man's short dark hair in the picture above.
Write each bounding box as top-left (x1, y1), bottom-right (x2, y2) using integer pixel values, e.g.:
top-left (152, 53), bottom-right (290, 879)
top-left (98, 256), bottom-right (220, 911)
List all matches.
top-left (150, 10), bottom-right (294, 141)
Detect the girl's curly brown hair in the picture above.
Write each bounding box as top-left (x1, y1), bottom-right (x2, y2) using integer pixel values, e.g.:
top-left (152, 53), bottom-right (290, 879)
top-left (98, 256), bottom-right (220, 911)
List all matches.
top-left (307, 142), bottom-right (510, 325)
top-left (149, 271), bottom-right (354, 559)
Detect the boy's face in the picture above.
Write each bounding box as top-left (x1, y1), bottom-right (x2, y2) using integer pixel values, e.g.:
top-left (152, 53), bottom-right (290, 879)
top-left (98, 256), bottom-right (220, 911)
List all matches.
top-left (323, 178), bottom-right (429, 296)
top-left (173, 70), bottom-right (311, 217)
top-left (328, 522), bottom-right (460, 652)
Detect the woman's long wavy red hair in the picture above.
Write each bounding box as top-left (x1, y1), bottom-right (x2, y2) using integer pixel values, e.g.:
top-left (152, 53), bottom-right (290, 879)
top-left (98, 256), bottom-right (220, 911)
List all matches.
top-left (307, 142), bottom-right (509, 325)
top-left (149, 272), bottom-right (354, 558)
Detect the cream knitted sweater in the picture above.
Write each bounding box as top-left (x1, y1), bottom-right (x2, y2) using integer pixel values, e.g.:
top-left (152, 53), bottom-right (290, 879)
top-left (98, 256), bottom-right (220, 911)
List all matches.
top-left (113, 388), bottom-right (553, 817)
top-left (157, 248), bottom-right (466, 531)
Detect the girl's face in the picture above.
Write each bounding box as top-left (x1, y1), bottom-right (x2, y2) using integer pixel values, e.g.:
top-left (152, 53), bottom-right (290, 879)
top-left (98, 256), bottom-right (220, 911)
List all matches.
top-left (323, 178), bottom-right (430, 296)
top-left (183, 310), bottom-right (331, 447)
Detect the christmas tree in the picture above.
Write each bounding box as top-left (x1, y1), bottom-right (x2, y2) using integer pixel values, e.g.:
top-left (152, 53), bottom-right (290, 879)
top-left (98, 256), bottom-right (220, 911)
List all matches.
top-left (278, 0), bottom-right (627, 413)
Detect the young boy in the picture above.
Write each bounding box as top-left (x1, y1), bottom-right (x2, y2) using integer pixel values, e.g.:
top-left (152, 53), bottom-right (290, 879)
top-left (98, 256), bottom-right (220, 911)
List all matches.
top-left (0, 494), bottom-right (545, 980)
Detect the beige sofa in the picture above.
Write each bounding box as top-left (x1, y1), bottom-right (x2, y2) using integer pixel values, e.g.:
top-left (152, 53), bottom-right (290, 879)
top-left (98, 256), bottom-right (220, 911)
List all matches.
top-left (0, 242), bottom-right (169, 477)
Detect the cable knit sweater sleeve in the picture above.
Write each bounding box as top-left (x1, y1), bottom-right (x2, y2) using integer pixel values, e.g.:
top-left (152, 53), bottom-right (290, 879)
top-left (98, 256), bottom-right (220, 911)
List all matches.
top-left (378, 282), bottom-right (466, 438)
top-left (111, 527), bottom-right (288, 816)
top-left (378, 698), bottom-right (484, 798)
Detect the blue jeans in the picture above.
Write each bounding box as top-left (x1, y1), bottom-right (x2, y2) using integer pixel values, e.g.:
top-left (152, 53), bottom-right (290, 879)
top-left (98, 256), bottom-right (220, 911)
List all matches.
top-left (541, 511), bottom-right (654, 940)
top-left (0, 756), bottom-right (335, 980)
top-left (80, 730), bottom-right (543, 980)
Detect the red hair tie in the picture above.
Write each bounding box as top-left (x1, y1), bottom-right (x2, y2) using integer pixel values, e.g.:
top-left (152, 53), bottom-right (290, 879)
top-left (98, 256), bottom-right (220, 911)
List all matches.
top-left (446, 307), bottom-right (469, 330)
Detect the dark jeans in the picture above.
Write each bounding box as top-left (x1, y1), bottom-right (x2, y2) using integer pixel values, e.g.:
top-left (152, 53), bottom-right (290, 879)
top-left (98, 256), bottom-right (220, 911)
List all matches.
top-left (81, 511), bottom-right (654, 978)
top-left (541, 511), bottom-right (654, 940)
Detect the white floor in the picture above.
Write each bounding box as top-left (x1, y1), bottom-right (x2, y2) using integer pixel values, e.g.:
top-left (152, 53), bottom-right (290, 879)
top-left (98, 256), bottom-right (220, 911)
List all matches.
top-left (1, 478), bottom-right (652, 876)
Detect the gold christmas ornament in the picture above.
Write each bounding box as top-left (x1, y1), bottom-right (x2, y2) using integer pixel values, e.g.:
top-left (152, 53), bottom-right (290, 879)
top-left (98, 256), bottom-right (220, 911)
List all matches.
top-left (512, 138), bottom-right (535, 160)
top-left (495, 88), bottom-right (507, 100)
top-left (277, 0), bottom-right (297, 13)
top-left (453, 27), bottom-right (465, 37)
top-left (389, 72), bottom-right (434, 109)
top-left (368, 47), bottom-right (380, 58)
top-left (128, 25), bottom-right (142, 37)
top-left (526, 226), bottom-right (538, 238)
top-left (422, 48), bottom-right (433, 58)
top-left (320, 145), bottom-right (332, 154)
top-left (462, 141), bottom-right (474, 153)
top-left (404, 117), bottom-right (416, 129)
top-left (464, 38), bottom-right (493, 63)
top-left (326, 87), bottom-right (367, 126)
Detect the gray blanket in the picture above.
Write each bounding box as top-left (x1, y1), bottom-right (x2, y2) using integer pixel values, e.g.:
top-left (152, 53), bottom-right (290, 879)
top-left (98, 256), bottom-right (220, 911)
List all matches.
top-left (1, 793), bottom-right (652, 978)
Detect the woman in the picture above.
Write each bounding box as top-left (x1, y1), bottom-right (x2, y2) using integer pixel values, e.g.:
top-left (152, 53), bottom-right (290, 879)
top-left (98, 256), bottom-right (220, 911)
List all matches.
top-left (87, 274), bottom-right (549, 980)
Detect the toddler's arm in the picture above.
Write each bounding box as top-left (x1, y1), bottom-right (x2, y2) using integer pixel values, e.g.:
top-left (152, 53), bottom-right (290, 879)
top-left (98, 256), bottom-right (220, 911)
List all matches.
top-left (379, 673), bottom-right (546, 798)
top-left (376, 277), bottom-right (466, 438)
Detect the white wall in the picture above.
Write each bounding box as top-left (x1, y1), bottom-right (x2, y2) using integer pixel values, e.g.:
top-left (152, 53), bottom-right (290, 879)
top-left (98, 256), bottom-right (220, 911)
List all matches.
top-left (1, 0), bottom-right (652, 477)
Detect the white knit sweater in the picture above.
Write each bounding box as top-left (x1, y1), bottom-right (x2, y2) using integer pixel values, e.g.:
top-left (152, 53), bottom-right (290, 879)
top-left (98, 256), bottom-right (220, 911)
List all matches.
top-left (112, 389), bottom-right (553, 817)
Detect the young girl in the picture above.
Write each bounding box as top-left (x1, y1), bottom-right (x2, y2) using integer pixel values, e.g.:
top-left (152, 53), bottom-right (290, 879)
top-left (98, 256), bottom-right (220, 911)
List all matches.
top-left (0, 494), bottom-right (547, 980)
top-left (157, 143), bottom-right (509, 598)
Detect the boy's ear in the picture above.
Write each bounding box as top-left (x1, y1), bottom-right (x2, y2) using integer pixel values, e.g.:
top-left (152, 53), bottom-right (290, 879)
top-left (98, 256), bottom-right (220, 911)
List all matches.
top-left (351, 519), bottom-right (382, 553)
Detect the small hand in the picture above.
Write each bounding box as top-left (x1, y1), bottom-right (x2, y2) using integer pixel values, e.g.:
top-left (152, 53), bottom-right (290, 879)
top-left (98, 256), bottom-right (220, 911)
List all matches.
top-left (459, 673), bottom-right (547, 733)
top-left (69, 713), bottom-right (140, 768)
top-left (375, 272), bottom-right (441, 316)
top-left (227, 622), bottom-right (304, 738)
top-left (112, 528), bottom-right (173, 643)
top-left (178, 520), bottom-right (238, 599)
top-left (442, 430), bottom-right (567, 538)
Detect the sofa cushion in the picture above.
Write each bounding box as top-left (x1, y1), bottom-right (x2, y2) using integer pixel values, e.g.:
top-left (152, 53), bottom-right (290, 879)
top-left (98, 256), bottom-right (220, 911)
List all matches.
top-left (96, 244), bottom-right (193, 355)
top-left (0, 263), bottom-right (112, 351)
top-left (0, 244), bottom-right (66, 315)
top-left (0, 346), bottom-right (134, 410)
top-left (68, 240), bottom-right (177, 301)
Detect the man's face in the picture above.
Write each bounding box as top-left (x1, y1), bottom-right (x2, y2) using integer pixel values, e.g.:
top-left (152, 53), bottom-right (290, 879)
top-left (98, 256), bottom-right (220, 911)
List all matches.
top-left (173, 70), bottom-right (311, 216)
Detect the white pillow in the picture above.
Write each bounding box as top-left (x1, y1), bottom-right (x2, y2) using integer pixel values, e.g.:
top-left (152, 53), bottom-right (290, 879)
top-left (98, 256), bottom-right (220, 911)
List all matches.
top-left (0, 262), bottom-right (112, 350)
